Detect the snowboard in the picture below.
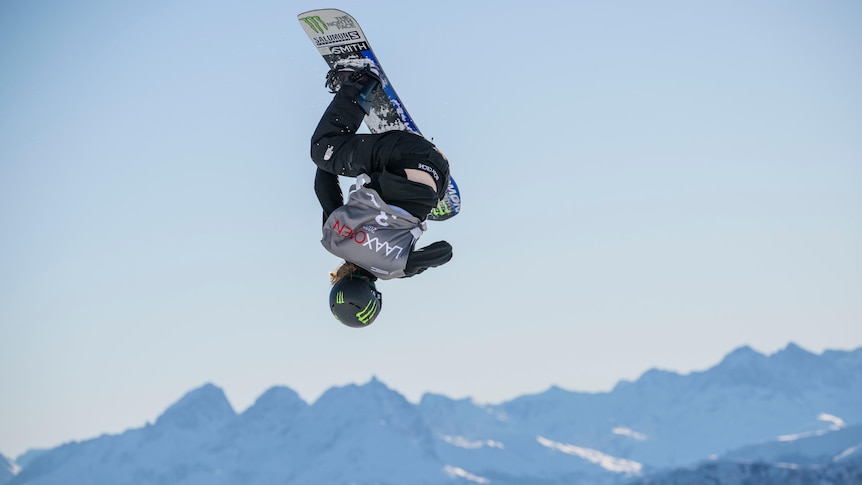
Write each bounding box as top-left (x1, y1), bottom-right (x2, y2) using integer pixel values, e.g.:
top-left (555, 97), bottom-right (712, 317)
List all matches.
top-left (298, 8), bottom-right (461, 221)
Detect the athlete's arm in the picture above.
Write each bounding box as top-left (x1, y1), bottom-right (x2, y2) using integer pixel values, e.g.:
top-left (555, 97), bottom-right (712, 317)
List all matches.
top-left (403, 241), bottom-right (453, 277)
top-left (314, 168), bottom-right (343, 222)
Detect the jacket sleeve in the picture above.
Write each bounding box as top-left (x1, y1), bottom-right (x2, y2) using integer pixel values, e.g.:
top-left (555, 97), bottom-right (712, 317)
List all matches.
top-left (314, 168), bottom-right (343, 223)
top-left (403, 240), bottom-right (453, 277)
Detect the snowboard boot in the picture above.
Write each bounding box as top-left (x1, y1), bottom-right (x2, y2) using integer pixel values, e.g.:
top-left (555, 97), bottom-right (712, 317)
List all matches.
top-left (325, 59), bottom-right (382, 113)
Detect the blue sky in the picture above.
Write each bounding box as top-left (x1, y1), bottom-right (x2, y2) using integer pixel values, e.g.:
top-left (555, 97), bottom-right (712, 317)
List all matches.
top-left (1, 0), bottom-right (860, 458)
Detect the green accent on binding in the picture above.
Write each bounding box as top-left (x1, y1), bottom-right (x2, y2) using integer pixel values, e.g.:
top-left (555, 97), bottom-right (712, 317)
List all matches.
top-left (300, 16), bottom-right (328, 34)
top-left (356, 299), bottom-right (379, 325)
top-left (431, 199), bottom-right (453, 218)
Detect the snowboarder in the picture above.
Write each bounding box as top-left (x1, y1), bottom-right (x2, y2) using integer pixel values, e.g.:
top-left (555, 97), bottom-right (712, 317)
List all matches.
top-left (310, 60), bottom-right (453, 327)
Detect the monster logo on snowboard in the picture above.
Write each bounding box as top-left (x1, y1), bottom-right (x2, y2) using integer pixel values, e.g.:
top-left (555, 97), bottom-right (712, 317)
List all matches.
top-left (298, 8), bottom-right (461, 221)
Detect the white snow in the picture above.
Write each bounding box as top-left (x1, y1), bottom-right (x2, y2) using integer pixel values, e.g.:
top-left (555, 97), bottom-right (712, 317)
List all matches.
top-left (778, 413), bottom-right (848, 441)
top-left (834, 445), bottom-right (861, 462)
top-left (443, 435), bottom-right (505, 450)
top-left (536, 436), bottom-right (643, 476)
top-left (818, 413), bottom-right (847, 430)
top-left (777, 431), bottom-right (819, 442)
top-left (443, 465), bottom-right (490, 484)
top-left (612, 426), bottom-right (648, 441)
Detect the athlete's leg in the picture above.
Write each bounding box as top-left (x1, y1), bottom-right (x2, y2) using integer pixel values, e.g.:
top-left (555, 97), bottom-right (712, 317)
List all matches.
top-left (310, 85), bottom-right (383, 177)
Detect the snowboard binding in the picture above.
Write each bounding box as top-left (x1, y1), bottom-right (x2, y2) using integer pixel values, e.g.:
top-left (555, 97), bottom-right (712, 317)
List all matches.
top-left (325, 59), bottom-right (382, 114)
top-left (325, 59), bottom-right (381, 93)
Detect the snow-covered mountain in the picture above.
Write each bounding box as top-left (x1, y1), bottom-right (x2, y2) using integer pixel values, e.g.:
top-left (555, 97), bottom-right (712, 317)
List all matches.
top-left (481, 343), bottom-right (862, 469)
top-left (8, 343), bottom-right (862, 485)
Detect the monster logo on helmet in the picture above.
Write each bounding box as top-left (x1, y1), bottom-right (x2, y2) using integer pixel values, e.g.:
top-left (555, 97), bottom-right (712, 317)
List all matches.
top-left (329, 274), bottom-right (383, 327)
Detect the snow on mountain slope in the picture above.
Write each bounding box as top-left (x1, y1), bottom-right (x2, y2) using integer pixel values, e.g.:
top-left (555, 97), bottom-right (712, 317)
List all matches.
top-left (275, 377), bottom-right (448, 485)
top-left (632, 423), bottom-right (862, 484)
top-left (632, 425), bottom-right (862, 485)
top-left (417, 388), bottom-right (647, 484)
top-left (484, 343), bottom-right (862, 468)
top-left (154, 383), bottom-right (236, 429)
top-left (0, 453), bottom-right (14, 485)
top-left (11, 385), bottom-right (242, 485)
top-left (720, 423), bottom-right (862, 466)
top-left (9, 343), bottom-right (862, 485)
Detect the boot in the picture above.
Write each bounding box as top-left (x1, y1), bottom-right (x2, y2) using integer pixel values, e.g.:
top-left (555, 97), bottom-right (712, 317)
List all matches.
top-left (325, 58), bottom-right (382, 96)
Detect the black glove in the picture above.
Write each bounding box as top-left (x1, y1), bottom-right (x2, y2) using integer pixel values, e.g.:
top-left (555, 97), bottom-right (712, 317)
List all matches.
top-left (403, 241), bottom-right (453, 277)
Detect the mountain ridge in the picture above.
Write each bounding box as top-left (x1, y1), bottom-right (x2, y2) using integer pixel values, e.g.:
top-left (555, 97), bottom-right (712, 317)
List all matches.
top-left (5, 342), bottom-right (861, 485)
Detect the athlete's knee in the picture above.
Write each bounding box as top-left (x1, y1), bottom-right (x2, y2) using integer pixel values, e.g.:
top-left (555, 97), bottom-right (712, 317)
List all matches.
top-left (310, 142), bottom-right (333, 170)
top-left (310, 131), bottom-right (342, 162)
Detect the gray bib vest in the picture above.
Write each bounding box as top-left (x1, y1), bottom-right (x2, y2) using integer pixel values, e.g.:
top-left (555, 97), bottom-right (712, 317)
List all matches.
top-left (321, 174), bottom-right (426, 279)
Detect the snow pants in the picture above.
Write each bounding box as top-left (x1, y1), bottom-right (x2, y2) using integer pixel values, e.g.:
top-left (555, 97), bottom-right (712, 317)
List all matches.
top-left (310, 85), bottom-right (384, 178)
top-left (309, 85), bottom-right (450, 197)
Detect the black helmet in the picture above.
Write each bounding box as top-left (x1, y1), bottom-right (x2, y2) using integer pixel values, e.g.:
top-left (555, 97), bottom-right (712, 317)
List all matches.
top-left (329, 274), bottom-right (383, 327)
